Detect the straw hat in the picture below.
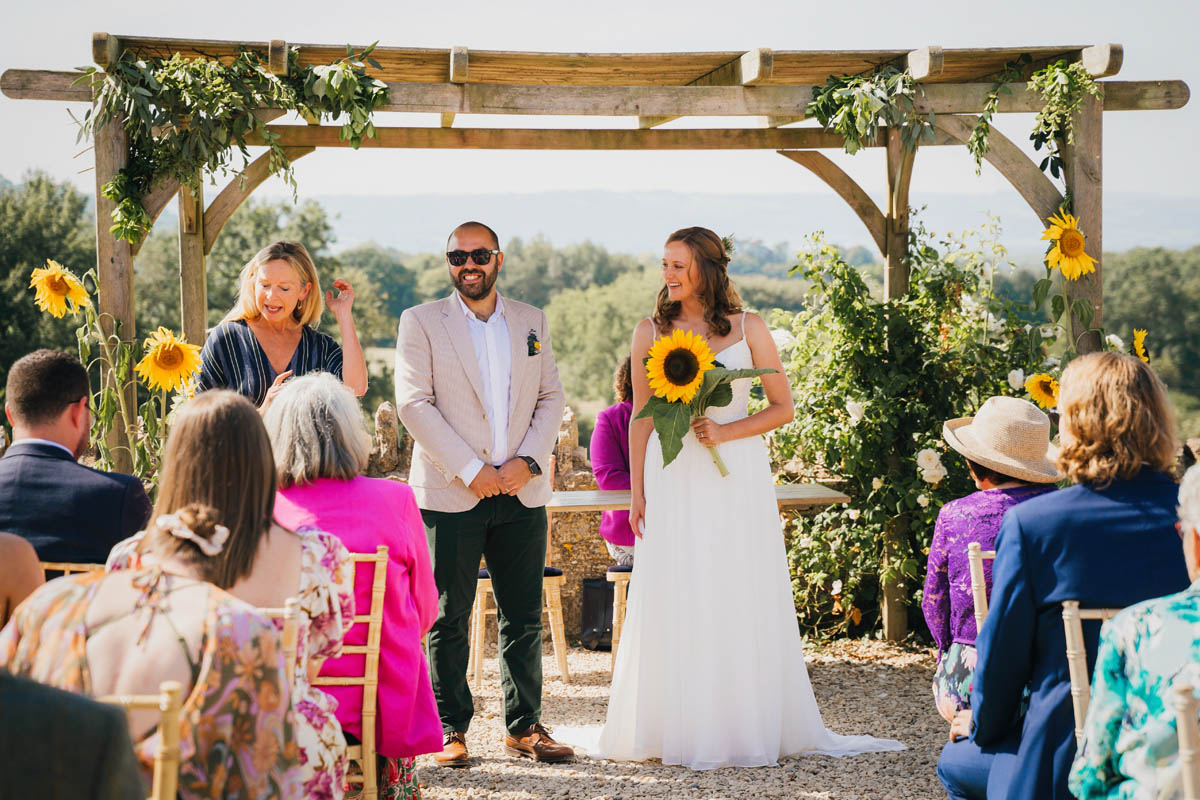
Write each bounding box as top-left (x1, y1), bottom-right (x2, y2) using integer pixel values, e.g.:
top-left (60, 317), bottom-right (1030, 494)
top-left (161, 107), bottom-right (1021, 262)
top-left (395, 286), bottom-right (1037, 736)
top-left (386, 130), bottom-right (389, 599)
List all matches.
top-left (942, 396), bottom-right (1062, 484)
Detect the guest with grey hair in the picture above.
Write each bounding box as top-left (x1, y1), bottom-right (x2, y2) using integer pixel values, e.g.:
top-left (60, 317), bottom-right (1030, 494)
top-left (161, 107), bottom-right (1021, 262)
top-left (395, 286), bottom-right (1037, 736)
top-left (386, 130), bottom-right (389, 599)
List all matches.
top-left (265, 372), bottom-right (442, 795)
top-left (1068, 463), bottom-right (1200, 798)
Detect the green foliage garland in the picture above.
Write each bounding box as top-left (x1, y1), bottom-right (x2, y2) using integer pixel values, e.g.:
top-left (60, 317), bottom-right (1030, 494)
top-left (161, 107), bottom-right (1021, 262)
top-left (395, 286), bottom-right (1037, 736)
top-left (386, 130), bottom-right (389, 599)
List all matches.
top-left (1028, 60), bottom-right (1102, 181)
top-left (807, 67), bottom-right (933, 155)
top-left (76, 44), bottom-right (389, 244)
top-left (966, 54), bottom-right (1033, 175)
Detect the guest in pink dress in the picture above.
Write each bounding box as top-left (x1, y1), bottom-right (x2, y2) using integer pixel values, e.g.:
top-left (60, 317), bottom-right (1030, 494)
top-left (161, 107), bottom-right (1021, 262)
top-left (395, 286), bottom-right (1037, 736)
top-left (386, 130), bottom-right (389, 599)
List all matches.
top-left (590, 355), bottom-right (635, 565)
top-left (265, 373), bottom-right (441, 799)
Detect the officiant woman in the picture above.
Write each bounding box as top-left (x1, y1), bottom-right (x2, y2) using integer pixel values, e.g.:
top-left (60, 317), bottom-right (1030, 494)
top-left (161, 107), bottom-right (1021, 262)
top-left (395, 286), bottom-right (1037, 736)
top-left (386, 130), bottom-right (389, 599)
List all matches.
top-left (196, 240), bottom-right (368, 411)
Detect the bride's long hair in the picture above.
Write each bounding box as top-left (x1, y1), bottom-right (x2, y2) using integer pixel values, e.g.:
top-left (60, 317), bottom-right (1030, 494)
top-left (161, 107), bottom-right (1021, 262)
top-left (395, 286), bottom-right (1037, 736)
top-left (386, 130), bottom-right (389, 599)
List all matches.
top-left (652, 227), bottom-right (742, 338)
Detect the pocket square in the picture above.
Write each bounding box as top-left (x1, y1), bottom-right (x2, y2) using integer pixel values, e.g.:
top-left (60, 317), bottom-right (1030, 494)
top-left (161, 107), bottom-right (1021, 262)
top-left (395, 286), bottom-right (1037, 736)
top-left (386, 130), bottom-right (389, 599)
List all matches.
top-left (527, 329), bottom-right (542, 356)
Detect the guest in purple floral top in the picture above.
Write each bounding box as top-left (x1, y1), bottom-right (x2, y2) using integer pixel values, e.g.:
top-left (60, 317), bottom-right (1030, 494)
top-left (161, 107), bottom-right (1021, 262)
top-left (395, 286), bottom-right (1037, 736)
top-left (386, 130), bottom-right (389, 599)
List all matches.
top-left (922, 396), bottom-right (1061, 722)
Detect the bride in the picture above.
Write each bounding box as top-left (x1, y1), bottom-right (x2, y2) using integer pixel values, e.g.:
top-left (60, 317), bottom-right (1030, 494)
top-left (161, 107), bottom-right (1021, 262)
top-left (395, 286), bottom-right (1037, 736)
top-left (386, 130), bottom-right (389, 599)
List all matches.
top-left (593, 226), bottom-right (904, 769)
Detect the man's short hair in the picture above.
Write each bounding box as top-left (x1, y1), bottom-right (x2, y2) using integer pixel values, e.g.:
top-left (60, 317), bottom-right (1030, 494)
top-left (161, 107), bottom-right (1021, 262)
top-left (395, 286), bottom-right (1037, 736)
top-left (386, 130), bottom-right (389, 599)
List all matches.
top-left (447, 221), bottom-right (500, 251)
top-left (5, 349), bottom-right (90, 426)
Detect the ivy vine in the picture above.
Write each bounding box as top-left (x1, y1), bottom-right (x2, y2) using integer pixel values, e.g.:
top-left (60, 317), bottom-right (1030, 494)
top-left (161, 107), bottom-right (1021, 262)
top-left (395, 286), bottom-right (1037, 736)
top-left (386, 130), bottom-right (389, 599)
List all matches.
top-left (75, 44), bottom-right (389, 244)
top-left (807, 67), bottom-right (934, 155)
top-left (1027, 60), bottom-right (1101, 181)
top-left (966, 54), bottom-right (1033, 175)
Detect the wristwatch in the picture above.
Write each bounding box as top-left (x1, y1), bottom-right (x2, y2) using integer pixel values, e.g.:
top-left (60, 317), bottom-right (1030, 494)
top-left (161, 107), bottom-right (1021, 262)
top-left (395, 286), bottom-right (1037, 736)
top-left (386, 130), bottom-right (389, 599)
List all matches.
top-left (518, 456), bottom-right (542, 476)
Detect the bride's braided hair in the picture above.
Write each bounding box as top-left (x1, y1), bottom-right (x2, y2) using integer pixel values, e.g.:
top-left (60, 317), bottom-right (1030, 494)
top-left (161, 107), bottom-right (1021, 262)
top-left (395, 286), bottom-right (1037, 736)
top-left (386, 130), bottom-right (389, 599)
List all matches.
top-left (653, 227), bottom-right (742, 338)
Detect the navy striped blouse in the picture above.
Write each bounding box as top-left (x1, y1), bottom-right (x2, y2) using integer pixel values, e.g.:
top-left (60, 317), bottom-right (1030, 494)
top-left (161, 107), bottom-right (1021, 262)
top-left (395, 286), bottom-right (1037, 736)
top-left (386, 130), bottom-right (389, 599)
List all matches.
top-left (196, 319), bottom-right (343, 406)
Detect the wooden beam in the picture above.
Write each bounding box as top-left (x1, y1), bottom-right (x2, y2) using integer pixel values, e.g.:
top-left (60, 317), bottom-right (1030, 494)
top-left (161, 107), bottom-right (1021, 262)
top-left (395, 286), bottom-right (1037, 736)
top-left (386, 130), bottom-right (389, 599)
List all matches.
top-left (268, 40), bottom-right (289, 76)
top-left (640, 48), bottom-right (772, 128)
top-left (178, 174), bottom-right (207, 347)
top-left (203, 147), bottom-right (316, 254)
top-left (1081, 44), bottom-right (1123, 78)
top-left (1063, 93), bottom-right (1104, 353)
top-left (778, 150), bottom-right (886, 254)
top-left (907, 46), bottom-right (944, 80)
top-left (92, 33), bottom-right (122, 69)
top-left (933, 114), bottom-right (1064, 225)
top-left (449, 46), bottom-right (469, 84)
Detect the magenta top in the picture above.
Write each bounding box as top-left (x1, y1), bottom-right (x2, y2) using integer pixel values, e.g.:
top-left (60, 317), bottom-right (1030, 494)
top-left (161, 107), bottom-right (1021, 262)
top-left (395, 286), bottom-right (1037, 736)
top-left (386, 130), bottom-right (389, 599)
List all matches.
top-left (590, 401), bottom-right (634, 547)
top-left (274, 476), bottom-right (442, 759)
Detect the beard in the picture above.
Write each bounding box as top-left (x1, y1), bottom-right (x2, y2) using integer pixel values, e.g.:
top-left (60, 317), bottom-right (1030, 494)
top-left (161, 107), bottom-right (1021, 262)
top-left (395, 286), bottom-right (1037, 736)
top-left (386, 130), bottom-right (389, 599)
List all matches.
top-left (452, 266), bottom-right (498, 300)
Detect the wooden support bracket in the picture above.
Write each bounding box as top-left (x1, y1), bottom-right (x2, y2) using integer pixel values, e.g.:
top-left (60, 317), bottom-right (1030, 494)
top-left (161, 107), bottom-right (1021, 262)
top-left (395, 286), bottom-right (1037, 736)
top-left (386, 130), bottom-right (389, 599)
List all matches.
top-left (778, 150), bottom-right (886, 254)
top-left (1081, 44), bottom-right (1123, 78)
top-left (92, 33), bottom-right (122, 69)
top-left (907, 46), bottom-right (944, 80)
top-left (640, 48), bottom-right (772, 128)
top-left (203, 147), bottom-right (316, 254)
top-left (268, 40), bottom-right (289, 76)
top-left (449, 46), bottom-right (469, 84)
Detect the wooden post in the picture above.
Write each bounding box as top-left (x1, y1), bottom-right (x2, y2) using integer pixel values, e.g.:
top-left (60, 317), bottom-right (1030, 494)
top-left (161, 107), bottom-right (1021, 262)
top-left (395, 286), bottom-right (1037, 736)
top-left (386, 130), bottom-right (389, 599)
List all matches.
top-left (93, 116), bottom-right (136, 474)
top-left (882, 127), bottom-right (917, 642)
top-left (1062, 92), bottom-right (1103, 354)
top-left (177, 174), bottom-right (207, 346)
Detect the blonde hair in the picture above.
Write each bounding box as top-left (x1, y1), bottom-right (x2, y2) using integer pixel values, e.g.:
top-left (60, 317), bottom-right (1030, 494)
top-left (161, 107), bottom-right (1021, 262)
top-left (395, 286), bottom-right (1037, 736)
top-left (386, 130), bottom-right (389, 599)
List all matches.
top-left (263, 372), bottom-right (371, 487)
top-left (1056, 351), bottom-right (1178, 488)
top-left (222, 241), bottom-right (324, 328)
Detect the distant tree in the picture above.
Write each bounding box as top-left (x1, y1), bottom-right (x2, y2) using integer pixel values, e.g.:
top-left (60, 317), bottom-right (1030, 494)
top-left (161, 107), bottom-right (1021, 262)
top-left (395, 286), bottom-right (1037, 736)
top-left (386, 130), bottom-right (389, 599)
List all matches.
top-left (501, 236), bottom-right (644, 308)
top-left (735, 275), bottom-right (809, 313)
top-left (339, 241), bottom-right (420, 336)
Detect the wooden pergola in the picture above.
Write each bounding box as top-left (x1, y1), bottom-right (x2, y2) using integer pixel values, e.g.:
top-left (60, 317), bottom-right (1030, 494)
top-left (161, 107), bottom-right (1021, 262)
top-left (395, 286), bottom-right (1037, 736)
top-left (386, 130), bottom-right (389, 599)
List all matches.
top-left (2, 36), bottom-right (1189, 638)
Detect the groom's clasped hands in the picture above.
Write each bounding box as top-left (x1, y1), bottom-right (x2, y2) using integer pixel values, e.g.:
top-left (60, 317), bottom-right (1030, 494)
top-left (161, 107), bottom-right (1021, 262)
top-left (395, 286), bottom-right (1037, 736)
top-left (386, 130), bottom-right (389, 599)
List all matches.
top-left (467, 459), bottom-right (535, 498)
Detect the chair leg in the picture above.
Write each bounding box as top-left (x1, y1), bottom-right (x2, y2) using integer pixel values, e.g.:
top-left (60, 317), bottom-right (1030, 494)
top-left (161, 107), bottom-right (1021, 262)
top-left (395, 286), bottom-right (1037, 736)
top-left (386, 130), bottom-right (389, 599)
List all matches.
top-left (544, 578), bottom-right (570, 684)
top-left (467, 585), bottom-right (481, 688)
top-left (611, 578), bottom-right (627, 674)
top-left (472, 583), bottom-right (489, 691)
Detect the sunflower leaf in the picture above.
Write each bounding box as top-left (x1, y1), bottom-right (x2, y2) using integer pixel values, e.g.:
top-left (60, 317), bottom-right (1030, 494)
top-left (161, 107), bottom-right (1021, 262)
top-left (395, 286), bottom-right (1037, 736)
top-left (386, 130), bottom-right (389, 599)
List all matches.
top-left (653, 402), bottom-right (693, 468)
top-left (706, 382), bottom-right (734, 410)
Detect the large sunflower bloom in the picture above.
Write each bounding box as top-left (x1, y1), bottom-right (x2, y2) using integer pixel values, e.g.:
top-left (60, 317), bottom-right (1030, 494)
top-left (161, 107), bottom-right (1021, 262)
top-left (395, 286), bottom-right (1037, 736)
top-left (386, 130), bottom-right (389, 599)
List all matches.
top-left (645, 329), bottom-right (715, 404)
top-left (1025, 372), bottom-right (1059, 410)
top-left (1132, 328), bottom-right (1150, 363)
top-left (29, 260), bottom-right (90, 318)
top-left (1041, 211), bottom-right (1098, 281)
top-left (136, 327), bottom-right (202, 393)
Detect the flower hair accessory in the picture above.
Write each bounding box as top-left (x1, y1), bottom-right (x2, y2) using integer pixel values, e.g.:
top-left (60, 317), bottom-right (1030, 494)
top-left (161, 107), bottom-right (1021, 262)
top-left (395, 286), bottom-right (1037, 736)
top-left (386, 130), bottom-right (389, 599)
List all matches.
top-left (157, 513), bottom-right (229, 556)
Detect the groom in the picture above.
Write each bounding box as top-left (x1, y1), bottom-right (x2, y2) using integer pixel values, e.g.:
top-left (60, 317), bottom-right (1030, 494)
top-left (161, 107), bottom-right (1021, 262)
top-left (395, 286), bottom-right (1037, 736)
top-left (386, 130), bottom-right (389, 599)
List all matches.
top-left (395, 221), bottom-right (572, 766)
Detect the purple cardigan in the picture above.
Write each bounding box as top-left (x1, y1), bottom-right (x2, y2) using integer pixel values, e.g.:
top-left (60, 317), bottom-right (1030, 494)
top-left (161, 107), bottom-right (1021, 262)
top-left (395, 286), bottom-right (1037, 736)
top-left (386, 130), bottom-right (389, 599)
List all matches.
top-left (921, 485), bottom-right (1053, 655)
top-left (590, 401), bottom-right (634, 546)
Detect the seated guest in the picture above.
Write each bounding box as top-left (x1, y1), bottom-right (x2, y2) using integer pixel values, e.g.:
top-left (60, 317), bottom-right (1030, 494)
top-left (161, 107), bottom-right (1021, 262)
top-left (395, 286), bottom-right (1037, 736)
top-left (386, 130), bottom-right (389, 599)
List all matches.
top-left (590, 355), bottom-right (635, 565)
top-left (0, 349), bottom-right (151, 562)
top-left (0, 668), bottom-right (145, 799)
top-left (0, 532), bottom-right (43, 626)
top-left (196, 240), bottom-right (367, 411)
top-left (265, 373), bottom-right (441, 798)
top-left (938, 352), bottom-right (1190, 800)
top-left (922, 396), bottom-right (1059, 722)
top-left (1069, 463), bottom-right (1200, 798)
top-left (0, 501), bottom-right (302, 799)
top-left (108, 389), bottom-right (354, 799)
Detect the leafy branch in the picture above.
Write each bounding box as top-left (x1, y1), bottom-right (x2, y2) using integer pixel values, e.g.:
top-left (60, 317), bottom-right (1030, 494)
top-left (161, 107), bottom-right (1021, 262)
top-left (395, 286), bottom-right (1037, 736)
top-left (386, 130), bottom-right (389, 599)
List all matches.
top-left (807, 67), bottom-right (934, 155)
top-left (966, 54), bottom-right (1033, 174)
top-left (1028, 60), bottom-right (1101, 181)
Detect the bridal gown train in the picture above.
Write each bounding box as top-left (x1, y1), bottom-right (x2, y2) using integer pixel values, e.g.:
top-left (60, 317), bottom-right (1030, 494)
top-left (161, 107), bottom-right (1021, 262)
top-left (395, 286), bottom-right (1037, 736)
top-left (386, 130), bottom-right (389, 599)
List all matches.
top-left (592, 335), bottom-right (905, 770)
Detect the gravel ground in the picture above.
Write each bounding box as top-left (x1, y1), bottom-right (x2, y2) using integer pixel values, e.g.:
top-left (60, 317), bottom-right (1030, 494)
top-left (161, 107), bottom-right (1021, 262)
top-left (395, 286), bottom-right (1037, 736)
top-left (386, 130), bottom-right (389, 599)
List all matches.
top-left (415, 640), bottom-right (946, 799)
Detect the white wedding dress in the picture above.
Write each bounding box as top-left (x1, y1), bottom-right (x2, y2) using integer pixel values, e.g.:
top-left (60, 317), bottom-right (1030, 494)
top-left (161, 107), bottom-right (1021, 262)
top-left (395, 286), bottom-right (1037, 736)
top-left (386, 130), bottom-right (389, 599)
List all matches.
top-left (591, 333), bottom-right (905, 770)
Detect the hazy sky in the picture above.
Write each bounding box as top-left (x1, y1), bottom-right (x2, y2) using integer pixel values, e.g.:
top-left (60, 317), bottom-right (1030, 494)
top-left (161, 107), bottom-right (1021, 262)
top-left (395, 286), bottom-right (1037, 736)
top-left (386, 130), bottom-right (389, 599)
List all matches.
top-left (1, 0), bottom-right (1196, 207)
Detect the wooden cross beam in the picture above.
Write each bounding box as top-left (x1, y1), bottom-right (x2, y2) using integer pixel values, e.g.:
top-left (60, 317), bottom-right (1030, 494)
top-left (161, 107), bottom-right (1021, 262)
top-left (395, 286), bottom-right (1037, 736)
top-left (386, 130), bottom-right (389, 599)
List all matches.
top-left (639, 48), bottom-right (774, 128)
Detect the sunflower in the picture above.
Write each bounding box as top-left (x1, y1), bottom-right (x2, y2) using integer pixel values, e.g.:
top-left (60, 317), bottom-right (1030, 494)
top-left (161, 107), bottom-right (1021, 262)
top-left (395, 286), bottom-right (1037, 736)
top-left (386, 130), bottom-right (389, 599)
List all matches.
top-left (29, 260), bottom-right (90, 318)
top-left (645, 329), bottom-right (716, 404)
top-left (1041, 211), bottom-right (1098, 281)
top-left (135, 327), bottom-right (202, 393)
top-left (1025, 372), bottom-right (1059, 410)
top-left (1132, 328), bottom-right (1150, 364)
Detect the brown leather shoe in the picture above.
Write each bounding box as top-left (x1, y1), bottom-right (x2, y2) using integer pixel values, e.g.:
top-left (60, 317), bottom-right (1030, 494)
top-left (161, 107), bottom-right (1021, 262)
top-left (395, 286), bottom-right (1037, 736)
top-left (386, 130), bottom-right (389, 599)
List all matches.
top-left (434, 731), bottom-right (469, 767)
top-left (504, 723), bottom-right (575, 763)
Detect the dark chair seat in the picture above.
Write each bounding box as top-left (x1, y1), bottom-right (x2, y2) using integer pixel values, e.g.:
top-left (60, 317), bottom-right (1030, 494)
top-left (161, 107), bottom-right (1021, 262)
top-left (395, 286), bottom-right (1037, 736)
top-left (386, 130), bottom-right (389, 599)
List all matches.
top-left (606, 564), bottom-right (633, 574)
top-left (478, 566), bottom-right (563, 579)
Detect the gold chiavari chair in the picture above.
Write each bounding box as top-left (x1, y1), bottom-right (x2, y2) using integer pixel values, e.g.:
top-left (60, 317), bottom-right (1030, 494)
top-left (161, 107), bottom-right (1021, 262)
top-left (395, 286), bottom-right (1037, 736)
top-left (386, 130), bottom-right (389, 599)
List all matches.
top-left (1175, 683), bottom-right (1200, 800)
top-left (98, 680), bottom-right (184, 800)
top-left (1061, 601), bottom-right (1122, 748)
top-left (258, 598), bottom-right (302, 686)
top-left (967, 542), bottom-right (995, 632)
top-left (40, 561), bottom-right (105, 577)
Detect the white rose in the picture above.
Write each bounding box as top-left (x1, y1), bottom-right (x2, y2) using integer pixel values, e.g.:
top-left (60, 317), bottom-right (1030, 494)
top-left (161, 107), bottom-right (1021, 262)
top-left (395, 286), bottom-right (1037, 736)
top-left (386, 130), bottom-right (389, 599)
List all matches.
top-left (1106, 333), bottom-right (1126, 351)
top-left (845, 400), bottom-right (865, 425)
top-left (1040, 325), bottom-right (1056, 338)
top-left (913, 432), bottom-right (922, 442)
top-left (916, 448), bottom-right (942, 471)
top-left (987, 313), bottom-right (1006, 334)
top-left (1043, 356), bottom-right (1061, 368)
top-left (770, 328), bottom-right (795, 350)
top-left (921, 466), bottom-right (946, 484)
top-left (872, 477), bottom-right (884, 490)
top-left (917, 494), bottom-right (930, 507)
top-left (831, 579), bottom-right (843, 595)
top-left (847, 509), bottom-right (860, 521)
top-left (1007, 369), bottom-right (1025, 391)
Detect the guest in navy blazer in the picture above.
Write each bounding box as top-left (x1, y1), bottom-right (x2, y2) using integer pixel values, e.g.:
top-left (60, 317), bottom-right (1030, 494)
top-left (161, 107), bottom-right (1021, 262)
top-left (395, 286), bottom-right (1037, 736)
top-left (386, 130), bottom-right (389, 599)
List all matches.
top-left (0, 349), bottom-right (151, 563)
top-left (937, 351), bottom-right (1189, 800)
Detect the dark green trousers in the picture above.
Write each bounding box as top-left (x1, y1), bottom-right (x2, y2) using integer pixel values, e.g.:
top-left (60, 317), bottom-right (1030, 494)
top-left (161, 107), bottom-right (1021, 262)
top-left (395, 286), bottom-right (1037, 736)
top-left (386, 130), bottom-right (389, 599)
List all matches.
top-left (422, 494), bottom-right (547, 736)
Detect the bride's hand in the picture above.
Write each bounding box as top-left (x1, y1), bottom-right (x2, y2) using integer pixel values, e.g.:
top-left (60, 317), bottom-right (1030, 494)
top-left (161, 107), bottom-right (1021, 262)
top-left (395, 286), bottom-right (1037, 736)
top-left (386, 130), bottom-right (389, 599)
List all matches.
top-left (691, 417), bottom-right (728, 446)
top-left (629, 493), bottom-right (646, 539)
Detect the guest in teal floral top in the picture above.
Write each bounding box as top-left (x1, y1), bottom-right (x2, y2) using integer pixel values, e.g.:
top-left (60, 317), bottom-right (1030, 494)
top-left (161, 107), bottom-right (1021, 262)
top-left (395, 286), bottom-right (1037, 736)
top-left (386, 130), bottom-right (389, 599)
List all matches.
top-left (1069, 463), bottom-right (1200, 799)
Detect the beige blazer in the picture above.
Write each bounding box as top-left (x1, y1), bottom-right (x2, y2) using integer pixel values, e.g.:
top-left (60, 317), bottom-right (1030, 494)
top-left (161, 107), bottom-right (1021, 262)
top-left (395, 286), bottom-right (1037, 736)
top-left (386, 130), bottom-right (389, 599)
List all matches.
top-left (394, 292), bottom-right (565, 513)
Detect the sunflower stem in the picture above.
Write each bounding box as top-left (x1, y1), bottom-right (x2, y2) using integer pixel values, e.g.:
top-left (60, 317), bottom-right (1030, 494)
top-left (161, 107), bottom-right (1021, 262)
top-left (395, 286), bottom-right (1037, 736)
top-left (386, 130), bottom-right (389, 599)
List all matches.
top-left (706, 444), bottom-right (729, 478)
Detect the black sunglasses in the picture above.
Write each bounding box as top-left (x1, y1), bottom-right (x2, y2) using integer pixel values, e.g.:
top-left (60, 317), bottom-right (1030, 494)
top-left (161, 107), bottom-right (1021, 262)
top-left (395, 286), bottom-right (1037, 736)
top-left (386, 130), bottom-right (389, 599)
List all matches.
top-left (447, 249), bottom-right (500, 267)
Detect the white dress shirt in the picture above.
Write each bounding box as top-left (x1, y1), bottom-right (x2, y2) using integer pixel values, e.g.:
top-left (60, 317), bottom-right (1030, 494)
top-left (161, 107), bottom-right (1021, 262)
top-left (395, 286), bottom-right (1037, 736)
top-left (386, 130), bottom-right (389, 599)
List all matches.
top-left (455, 292), bottom-right (512, 486)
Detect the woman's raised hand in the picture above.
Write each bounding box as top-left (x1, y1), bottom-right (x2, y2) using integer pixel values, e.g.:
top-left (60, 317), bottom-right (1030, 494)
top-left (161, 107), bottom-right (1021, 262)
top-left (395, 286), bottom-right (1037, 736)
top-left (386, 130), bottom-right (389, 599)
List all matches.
top-left (260, 370), bottom-right (293, 414)
top-left (325, 279), bottom-right (354, 318)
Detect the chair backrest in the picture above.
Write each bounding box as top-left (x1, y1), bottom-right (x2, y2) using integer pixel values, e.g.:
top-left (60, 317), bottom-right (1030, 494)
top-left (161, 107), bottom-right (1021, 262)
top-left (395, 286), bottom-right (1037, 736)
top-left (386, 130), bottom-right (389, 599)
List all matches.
top-left (1061, 601), bottom-right (1122, 748)
top-left (967, 543), bottom-right (995, 633)
top-left (258, 597), bottom-right (302, 686)
top-left (40, 561), bottom-right (104, 576)
top-left (1175, 683), bottom-right (1200, 800)
top-left (312, 545), bottom-right (388, 798)
top-left (98, 680), bottom-right (184, 800)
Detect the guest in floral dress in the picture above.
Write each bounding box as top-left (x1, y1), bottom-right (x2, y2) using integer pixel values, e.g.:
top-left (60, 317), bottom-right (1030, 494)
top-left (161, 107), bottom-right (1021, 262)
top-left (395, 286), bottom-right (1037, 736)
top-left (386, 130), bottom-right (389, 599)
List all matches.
top-left (106, 389), bottom-right (354, 799)
top-left (265, 373), bottom-right (442, 799)
top-left (1068, 463), bottom-right (1200, 799)
top-left (0, 502), bottom-right (302, 800)
top-left (922, 396), bottom-right (1060, 722)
